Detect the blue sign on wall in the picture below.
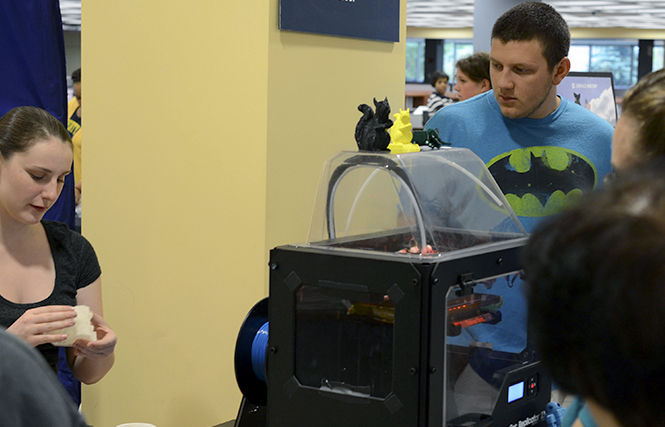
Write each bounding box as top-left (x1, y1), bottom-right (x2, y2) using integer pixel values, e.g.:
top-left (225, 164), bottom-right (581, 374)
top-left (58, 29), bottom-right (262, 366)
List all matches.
top-left (279, 0), bottom-right (400, 43)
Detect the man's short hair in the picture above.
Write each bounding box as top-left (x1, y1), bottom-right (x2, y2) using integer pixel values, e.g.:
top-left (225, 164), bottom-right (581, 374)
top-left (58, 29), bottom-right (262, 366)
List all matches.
top-left (524, 161), bottom-right (665, 426)
top-left (429, 71), bottom-right (449, 88)
top-left (491, 2), bottom-right (570, 70)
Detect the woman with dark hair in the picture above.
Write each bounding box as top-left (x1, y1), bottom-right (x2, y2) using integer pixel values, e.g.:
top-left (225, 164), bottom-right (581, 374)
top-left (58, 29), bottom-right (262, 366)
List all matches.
top-left (0, 106), bottom-right (116, 385)
top-left (454, 52), bottom-right (491, 101)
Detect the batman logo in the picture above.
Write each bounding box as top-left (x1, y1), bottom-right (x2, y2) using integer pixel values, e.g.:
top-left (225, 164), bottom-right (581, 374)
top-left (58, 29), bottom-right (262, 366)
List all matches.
top-left (487, 147), bottom-right (596, 217)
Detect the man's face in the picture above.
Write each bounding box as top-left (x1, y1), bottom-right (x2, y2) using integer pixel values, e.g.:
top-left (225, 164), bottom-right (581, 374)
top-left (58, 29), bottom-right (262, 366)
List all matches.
top-left (490, 39), bottom-right (565, 119)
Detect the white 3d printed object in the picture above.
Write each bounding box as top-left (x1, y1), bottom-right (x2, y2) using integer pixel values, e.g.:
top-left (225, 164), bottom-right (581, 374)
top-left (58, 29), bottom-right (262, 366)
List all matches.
top-left (51, 305), bottom-right (97, 347)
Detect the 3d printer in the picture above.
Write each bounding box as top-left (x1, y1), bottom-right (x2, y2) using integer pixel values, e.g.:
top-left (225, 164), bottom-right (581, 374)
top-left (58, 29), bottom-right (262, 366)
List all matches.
top-left (235, 148), bottom-right (551, 427)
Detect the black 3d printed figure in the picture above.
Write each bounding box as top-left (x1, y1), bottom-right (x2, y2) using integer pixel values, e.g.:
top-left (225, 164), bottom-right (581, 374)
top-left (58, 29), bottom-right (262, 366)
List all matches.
top-left (412, 128), bottom-right (450, 150)
top-left (355, 97), bottom-right (393, 151)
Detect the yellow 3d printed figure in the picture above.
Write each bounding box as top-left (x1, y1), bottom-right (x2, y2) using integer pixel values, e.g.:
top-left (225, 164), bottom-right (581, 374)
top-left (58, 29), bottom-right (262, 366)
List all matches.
top-left (388, 108), bottom-right (420, 154)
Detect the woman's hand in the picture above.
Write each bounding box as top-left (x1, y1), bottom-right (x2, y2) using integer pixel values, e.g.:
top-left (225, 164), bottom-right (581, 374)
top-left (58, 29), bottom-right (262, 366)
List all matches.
top-left (72, 312), bottom-right (117, 359)
top-left (7, 305), bottom-right (76, 347)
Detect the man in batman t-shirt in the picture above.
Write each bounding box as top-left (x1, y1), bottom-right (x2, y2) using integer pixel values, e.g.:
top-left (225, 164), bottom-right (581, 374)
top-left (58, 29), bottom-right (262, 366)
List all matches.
top-left (424, 3), bottom-right (612, 417)
top-left (426, 4), bottom-right (612, 234)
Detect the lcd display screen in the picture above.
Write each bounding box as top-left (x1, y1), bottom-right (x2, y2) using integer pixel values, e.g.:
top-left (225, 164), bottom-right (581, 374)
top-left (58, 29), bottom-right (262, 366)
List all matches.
top-left (508, 381), bottom-right (525, 403)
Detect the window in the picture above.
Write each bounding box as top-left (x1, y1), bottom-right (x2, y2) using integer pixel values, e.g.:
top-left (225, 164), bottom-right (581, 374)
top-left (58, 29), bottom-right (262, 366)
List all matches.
top-left (404, 38), bottom-right (473, 84)
top-left (654, 41), bottom-right (664, 71)
top-left (591, 45), bottom-right (637, 88)
top-left (569, 45), bottom-right (590, 72)
top-left (405, 38), bottom-right (664, 88)
top-left (443, 40), bottom-right (473, 82)
top-left (569, 40), bottom-right (638, 89)
top-left (406, 38), bottom-right (425, 83)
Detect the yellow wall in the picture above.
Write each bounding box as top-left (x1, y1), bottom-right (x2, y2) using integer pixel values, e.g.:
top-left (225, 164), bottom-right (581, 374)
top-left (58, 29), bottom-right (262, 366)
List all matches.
top-left (266, 1), bottom-right (407, 250)
top-left (82, 1), bottom-right (406, 426)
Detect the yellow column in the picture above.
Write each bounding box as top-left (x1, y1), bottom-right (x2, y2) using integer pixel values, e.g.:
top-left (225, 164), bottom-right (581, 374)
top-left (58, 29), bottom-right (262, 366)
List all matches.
top-left (266, 0), bottom-right (407, 249)
top-left (83, 1), bottom-right (405, 426)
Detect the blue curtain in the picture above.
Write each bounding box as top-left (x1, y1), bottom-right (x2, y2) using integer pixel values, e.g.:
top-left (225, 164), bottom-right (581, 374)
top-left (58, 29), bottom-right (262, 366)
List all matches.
top-left (0, 0), bottom-right (80, 404)
top-left (0, 0), bottom-right (76, 229)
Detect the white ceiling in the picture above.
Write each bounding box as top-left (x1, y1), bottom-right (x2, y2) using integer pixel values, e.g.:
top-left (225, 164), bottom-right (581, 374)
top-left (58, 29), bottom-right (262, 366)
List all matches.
top-left (59, 1), bottom-right (665, 31)
top-left (60, 0), bottom-right (81, 30)
top-left (407, 0), bottom-right (665, 29)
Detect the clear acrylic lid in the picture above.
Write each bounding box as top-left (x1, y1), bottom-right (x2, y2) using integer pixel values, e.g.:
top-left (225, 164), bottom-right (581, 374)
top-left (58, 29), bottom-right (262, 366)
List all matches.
top-left (307, 148), bottom-right (526, 257)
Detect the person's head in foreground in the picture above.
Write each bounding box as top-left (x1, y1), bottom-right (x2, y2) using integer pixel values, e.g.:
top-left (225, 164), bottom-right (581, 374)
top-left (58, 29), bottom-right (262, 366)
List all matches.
top-left (490, 2), bottom-right (570, 119)
top-left (523, 161), bottom-right (665, 427)
top-left (612, 68), bottom-right (665, 171)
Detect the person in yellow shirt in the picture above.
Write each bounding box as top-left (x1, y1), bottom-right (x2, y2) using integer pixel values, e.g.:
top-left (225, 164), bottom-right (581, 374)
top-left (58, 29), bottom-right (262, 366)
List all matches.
top-left (67, 68), bottom-right (82, 207)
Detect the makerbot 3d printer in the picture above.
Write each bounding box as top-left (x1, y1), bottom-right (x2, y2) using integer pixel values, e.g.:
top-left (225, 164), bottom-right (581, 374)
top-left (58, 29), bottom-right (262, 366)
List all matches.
top-left (235, 148), bottom-right (551, 427)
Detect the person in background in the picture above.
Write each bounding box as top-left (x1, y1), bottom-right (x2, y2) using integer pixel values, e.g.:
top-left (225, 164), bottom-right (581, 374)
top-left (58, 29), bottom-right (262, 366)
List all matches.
top-left (523, 161), bottom-right (665, 427)
top-left (426, 70), bottom-right (455, 115)
top-left (0, 106), bottom-right (116, 386)
top-left (453, 52), bottom-right (492, 101)
top-left (426, 1), bottom-right (612, 232)
top-left (68, 68), bottom-right (81, 118)
top-left (0, 329), bottom-right (89, 426)
top-left (423, 2), bottom-right (613, 417)
top-left (67, 68), bottom-right (82, 211)
top-left (61, 70), bottom-right (86, 404)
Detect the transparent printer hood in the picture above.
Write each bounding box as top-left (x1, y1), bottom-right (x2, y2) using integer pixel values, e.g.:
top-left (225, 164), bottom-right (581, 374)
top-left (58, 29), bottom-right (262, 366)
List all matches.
top-left (307, 148), bottom-right (526, 258)
top-left (262, 148), bottom-right (550, 427)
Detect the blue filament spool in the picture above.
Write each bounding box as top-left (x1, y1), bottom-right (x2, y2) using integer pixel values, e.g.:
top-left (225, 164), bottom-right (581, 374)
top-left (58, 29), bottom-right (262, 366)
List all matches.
top-left (234, 298), bottom-right (269, 405)
top-left (251, 321), bottom-right (269, 382)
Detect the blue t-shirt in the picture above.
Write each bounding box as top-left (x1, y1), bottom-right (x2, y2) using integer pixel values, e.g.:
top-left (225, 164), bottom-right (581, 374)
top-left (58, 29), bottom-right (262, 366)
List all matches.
top-left (425, 90), bottom-right (613, 232)
top-left (425, 90), bottom-right (613, 355)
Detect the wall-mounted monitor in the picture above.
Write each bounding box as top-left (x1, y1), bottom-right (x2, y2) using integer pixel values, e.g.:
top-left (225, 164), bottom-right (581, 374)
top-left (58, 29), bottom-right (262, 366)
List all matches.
top-left (558, 71), bottom-right (618, 126)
